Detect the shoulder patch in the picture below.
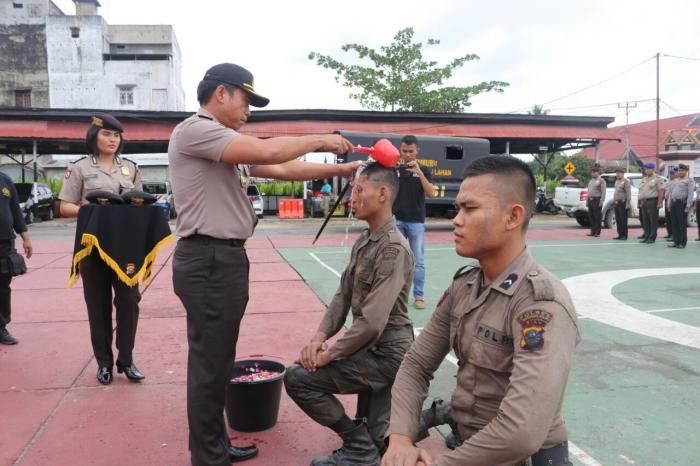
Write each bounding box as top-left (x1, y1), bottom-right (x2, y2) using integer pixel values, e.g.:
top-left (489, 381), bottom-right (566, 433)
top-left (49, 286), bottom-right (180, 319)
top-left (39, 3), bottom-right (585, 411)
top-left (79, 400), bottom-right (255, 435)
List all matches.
top-left (517, 309), bottom-right (552, 351)
top-left (388, 231), bottom-right (404, 244)
top-left (527, 270), bottom-right (555, 301)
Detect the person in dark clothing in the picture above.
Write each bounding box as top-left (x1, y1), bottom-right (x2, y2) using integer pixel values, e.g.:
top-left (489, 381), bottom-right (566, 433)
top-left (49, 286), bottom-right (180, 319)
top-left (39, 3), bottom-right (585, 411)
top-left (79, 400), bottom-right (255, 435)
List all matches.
top-left (0, 172), bottom-right (33, 345)
top-left (392, 135), bottom-right (435, 310)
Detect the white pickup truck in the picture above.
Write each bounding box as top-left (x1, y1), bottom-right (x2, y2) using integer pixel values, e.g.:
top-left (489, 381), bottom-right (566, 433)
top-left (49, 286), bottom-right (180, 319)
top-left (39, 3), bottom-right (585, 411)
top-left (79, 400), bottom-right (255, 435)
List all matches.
top-left (554, 173), bottom-right (698, 229)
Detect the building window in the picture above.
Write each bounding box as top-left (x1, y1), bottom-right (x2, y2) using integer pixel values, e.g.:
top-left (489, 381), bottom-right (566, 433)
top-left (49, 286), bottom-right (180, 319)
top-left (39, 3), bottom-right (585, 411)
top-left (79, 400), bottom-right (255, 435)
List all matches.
top-left (70, 27), bottom-right (80, 38)
top-left (118, 86), bottom-right (134, 105)
top-left (12, 1), bottom-right (23, 8)
top-left (15, 90), bottom-right (31, 107)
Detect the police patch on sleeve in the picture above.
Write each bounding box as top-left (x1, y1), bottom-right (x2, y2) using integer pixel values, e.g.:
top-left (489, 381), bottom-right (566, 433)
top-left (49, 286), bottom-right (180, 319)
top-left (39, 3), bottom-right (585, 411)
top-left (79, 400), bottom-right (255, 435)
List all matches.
top-left (377, 246), bottom-right (400, 276)
top-left (517, 310), bottom-right (552, 351)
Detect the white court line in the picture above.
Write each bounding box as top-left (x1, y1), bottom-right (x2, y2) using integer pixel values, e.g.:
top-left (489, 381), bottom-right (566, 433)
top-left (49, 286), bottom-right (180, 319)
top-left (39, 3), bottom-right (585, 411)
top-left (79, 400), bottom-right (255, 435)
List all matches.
top-left (578, 305), bottom-right (700, 319)
top-left (564, 268), bottom-right (700, 350)
top-left (312, 241), bottom-right (648, 255)
top-left (311, 252), bottom-right (603, 466)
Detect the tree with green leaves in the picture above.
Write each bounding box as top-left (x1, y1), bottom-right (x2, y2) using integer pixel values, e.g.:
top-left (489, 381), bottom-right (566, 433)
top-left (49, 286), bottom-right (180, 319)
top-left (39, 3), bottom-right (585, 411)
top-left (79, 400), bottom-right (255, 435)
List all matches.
top-left (528, 104), bottom-right (549, 115)
top-left (308, 27), bottom-right (509, 112)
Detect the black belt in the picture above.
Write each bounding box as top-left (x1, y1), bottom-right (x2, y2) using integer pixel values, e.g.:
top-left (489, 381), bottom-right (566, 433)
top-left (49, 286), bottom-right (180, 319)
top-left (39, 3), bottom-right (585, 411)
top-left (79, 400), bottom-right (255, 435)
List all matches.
top-left (671, 198), bottom-right (687, 203)
top-left (588, 197), bottom-right (600, 201)
top-left (182, 234), bottom-right (245, 247)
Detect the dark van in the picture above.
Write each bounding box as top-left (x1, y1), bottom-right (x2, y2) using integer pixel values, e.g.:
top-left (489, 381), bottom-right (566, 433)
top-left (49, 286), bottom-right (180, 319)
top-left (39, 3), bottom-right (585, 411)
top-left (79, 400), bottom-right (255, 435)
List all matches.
top-left (336, 131), bottom-right (490, 217)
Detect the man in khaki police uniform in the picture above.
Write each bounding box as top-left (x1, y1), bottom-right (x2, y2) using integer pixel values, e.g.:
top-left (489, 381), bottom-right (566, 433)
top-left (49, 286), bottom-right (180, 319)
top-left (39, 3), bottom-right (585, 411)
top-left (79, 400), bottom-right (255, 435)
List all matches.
top-left (285, 162), bottom-right (414, 466)
top-left (667, 163), bottom-right (695, 248)
top-left (168, 63), bottom-right (359, 466)
top-left (637, 162), bottom-right (664, 244)
top-left (664, 166), bottom-right (678, 240)
top-left (383, 156), bottom-right (580, 466)
top-left (586, 166), bottom-right (605, 237)
top-left (612, 167), bottom-right (631, 240)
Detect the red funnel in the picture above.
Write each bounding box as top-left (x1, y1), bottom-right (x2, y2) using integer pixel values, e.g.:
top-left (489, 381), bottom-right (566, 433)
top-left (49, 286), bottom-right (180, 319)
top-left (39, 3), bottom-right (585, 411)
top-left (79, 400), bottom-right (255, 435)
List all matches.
top-left (353, 139), bottom-right (400, 168)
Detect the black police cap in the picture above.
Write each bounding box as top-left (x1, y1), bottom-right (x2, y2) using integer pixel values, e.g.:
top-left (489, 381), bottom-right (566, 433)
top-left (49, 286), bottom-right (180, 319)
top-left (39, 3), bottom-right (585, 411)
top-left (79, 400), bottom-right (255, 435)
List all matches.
top-left (202, 63), bottom-right (270, 108)
top-left (91, 113), bottom-right (124, 132)
top-left (678, 163), bottom-right (689, 170)
top-left (122, 190), bottom-right (157, 205)
top-left (86, 190), bottom-right (124, 205)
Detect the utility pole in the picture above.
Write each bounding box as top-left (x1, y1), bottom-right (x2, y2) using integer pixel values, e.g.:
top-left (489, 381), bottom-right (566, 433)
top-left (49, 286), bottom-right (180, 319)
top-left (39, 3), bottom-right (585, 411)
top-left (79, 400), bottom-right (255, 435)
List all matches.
top-left (656, 52), bottom-right (660, 168)
top-left (618, 101), bottom-right (637, 171)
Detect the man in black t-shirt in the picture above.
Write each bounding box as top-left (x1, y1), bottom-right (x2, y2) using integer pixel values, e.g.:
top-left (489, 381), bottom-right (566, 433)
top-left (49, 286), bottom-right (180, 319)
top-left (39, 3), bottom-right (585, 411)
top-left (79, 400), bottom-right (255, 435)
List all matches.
top-left (0, 173), bottom-right (33, 345)
top-left (392, 135), bottom-right (435, 309)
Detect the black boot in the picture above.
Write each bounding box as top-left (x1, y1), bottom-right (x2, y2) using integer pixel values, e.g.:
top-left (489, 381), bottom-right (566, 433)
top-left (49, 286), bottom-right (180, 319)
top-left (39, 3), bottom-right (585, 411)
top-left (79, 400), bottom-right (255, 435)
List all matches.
top-left (0, 326), bottom-right (18, 345)
top-left (415, 397), bottom-right (453, 442)
top-left (311, 420), bottom-right (379, 466)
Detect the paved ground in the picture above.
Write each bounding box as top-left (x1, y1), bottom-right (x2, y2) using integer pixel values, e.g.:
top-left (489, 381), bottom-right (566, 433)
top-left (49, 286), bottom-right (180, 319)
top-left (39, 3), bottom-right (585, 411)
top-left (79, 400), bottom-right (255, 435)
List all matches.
top-left (1, 214), bottom-right (699, 465)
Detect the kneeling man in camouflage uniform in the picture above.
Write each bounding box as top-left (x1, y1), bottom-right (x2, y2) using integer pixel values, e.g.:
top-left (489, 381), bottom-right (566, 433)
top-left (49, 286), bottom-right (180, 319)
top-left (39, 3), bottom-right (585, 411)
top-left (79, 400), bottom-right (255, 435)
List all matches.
top-left (383, 156), bottom-right (580, 466)
top-left (285, 162), bottom-right (414, 466)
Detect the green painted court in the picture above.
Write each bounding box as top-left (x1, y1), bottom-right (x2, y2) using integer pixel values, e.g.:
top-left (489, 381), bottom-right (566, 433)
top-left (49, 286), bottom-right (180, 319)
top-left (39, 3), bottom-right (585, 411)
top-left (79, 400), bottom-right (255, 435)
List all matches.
top-left (279, 238), bottom-right (700, 466)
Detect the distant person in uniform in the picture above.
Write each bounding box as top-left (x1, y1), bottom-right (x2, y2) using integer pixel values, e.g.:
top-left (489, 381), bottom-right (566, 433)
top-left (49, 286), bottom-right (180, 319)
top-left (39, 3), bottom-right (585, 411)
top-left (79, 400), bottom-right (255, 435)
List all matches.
top-left (393, 135), bottom-right (435, 309)
top-left (285, 162), bottom-right (414, 466)
top-left (383, 156), bottom-right (579, 466)
top-left (168, 63), bottom-right (360, 466)
top-left (664, 166), bottom-right (678, 241)
top-left (586, 166), bottom-right (605, 237)
top-left (0, 173), bottom-right (32, 345)
top-left (667, 163), bottom-right (694, 249)
top-left (637, 162), bottom-right (664, 244)
top-left (59, 113), bottom-right (145, 385)
top-left (612, 167), bottom-right (631, 240)
top-left (695, 181), bottom-right (700, 241)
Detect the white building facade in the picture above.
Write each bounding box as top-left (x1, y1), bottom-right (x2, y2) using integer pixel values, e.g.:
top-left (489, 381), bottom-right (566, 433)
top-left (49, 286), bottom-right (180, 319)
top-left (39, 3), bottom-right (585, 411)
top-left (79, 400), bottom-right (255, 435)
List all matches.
top-left (0, 0), bottom-right (185, 111)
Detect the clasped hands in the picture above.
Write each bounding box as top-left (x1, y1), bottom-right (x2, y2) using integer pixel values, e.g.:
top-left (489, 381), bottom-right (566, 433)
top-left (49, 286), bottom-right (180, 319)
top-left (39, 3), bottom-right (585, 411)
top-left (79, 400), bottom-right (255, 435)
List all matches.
top-left (296, 340), bottom-right (332, 372)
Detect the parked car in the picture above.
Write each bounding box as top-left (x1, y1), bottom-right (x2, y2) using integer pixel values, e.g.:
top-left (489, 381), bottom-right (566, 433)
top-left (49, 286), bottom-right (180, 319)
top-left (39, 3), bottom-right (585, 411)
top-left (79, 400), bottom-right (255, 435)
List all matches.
top-left (247, 184), bottom-right (263, 218)
top-left (14, 182), bottom-right (55, 224)
top-left (142, 181), bottom-right (176, 219)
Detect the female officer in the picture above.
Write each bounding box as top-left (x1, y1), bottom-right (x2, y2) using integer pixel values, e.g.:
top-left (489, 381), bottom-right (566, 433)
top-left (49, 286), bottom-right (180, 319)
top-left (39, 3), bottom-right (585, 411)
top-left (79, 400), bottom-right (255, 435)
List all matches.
top-left (58, 113), bottom-right (145, 385)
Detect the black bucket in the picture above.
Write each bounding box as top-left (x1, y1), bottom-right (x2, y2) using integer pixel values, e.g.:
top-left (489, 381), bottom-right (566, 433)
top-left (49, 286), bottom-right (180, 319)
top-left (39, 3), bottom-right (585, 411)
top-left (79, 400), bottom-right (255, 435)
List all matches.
top-left (225, 358), bottom-right (286, 432)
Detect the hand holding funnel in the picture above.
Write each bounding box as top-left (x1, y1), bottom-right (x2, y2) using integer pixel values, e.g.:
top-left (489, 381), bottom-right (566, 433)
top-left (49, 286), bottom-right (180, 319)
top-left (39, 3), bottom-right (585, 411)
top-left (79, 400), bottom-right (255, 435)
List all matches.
top-left (352, 139), bottom-right (401, 168)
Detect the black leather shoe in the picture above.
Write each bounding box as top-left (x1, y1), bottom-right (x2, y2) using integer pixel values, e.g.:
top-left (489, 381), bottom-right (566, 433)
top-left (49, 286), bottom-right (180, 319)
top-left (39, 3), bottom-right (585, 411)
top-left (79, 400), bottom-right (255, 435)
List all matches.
top-left (645, 240), bottom-right (655, 244)
top-left (664, 235), bottom-right (672, 239)
top-left (229, 445), bottom-right (258, 462)
top-left (116, 362), bottom-right (145, 381)
top-left (0, 327), bottom-right (18, 345)
top-left (668, 244), bottom-right (679, 248)
top-left (636, 235), bottom-right (646, 239)
top-left (97, 366), bottom-right (113, 385)
top-left (585, 233), bottom-right (595, 236)
top-left (665, 238), bottom-right (675, 242)
top-left (695, 238), bottom-right (700, 241)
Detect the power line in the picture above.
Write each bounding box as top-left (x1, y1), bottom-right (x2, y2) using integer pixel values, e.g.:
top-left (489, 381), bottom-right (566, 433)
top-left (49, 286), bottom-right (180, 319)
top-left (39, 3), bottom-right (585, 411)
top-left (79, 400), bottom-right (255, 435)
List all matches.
top-left (509, 55), bottom-right (656, 114)
top-left (662, 54), bottom-right (700, 62)
top-left (546, 98), bottom-right (656, 112)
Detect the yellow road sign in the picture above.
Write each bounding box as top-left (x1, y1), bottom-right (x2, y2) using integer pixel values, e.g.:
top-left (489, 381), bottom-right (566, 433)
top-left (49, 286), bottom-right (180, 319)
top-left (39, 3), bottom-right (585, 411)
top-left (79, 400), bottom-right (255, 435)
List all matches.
top-left (564, 162), bottom-right (576, 175)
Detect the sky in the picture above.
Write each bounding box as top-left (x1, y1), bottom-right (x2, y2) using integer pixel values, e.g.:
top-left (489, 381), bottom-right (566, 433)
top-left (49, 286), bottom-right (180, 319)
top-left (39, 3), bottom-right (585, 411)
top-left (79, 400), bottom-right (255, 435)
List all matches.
top-left (53, 0), bottom-right (700, 127)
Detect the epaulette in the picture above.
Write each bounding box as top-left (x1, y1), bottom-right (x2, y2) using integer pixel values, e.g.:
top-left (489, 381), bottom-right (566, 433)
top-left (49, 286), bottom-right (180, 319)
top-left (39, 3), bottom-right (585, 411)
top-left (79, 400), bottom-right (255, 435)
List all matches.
top-left (121, 157), bottom-right (138, 167)
top-left (526, 269), bottom-right (555, 301)
top-left (388, 231), bottom-right (404, 244)
top-left (453, 263), bottom-right (479, 280)
top-left (70, 156), bottom-right (87, 165)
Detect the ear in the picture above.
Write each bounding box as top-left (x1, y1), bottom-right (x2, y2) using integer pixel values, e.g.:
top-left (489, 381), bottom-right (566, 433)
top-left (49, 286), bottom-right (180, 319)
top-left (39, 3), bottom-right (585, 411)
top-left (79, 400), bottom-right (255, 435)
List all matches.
top-left (379, 185), bottom-right (390, 203)
top-left (505, 203), bottom-right (526, 231)
top-left (214, 84), bottom-right (227, 103)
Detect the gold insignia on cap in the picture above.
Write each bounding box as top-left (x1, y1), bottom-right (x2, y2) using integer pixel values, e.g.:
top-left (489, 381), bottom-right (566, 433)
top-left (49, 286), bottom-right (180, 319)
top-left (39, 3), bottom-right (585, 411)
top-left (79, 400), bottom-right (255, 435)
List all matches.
top-left (242, 83), bottom-right (255, 92)
top-left (131, 198), bottom-right (145, 206)
top-left (121, 166), bottom-right (130, 176)
top-left (2, 187), bottom-right (10, 197)
top-left (91, 116), bottom-right (104, 127)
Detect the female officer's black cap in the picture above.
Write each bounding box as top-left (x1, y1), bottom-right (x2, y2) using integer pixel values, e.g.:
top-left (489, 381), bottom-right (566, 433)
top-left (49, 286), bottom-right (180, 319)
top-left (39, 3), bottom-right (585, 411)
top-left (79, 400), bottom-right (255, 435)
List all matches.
top-left (201, 63), bottom-right (270, 107)
top-left (91, 113), bottom-right (124, 132)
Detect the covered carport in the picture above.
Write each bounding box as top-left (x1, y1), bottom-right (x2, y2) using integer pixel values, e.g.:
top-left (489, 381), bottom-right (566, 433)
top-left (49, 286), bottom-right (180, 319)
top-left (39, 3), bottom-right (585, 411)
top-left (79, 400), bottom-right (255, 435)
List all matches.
top-left (0, 107), bottom-right (617, 180)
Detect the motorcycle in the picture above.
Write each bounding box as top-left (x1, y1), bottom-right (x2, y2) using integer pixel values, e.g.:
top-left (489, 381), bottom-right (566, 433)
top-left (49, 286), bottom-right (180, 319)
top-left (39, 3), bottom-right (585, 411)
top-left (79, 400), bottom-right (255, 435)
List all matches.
top-left (535, 188), bottom-right (560, 214)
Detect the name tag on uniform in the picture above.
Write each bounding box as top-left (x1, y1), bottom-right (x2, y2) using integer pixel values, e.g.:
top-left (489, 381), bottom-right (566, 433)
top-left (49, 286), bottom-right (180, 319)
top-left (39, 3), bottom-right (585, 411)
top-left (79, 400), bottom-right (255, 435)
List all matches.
top-left (84, 173), bottom-right (98, 179)
top-left (121, 166), bottom-right (130, 176)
